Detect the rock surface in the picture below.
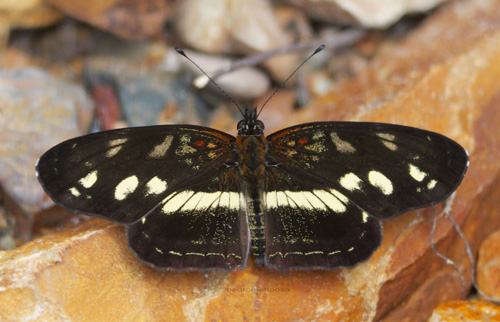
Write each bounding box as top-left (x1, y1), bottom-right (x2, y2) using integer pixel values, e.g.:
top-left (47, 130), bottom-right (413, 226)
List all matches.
top-left (429, 300), bottom-right (500, 321)
top-left (0, 69), bottom-right (93, 215)
top-left (285, 0), bottom-right (446, 27)
top-left (45, 0), bottom-right (169, 40)
top-left (175, 0), bottom-right (298, 81)
top-left (0, 0), bottom-right (63, 46)
top-left (2, 0), bottom-right (500, 321)
top-left (477, 229), bottom-right (500, 300)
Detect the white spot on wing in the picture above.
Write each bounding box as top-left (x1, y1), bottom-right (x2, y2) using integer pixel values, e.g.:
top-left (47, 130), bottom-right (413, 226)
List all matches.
top-left (409, 164), bottom-right (428, 182)
top-left (427, 179), bottom-right (438, 190)
top-left (330, 133), bottom-right (356, 153)
top-left (161, 191), bottom-right (240, 214)
top-left (146, 176), bottom-right (168, 195)
top-left (376, 133), bottom-right (395, 140)
top-left (79, 170), bottom-right (98, 188)
top-left (115, 175), bottom-right (139, 200)
top-left (109, 138), bottom-right (128, 146)
top-left (106, 138), bottom-right (128, 158)
top-left (219, 191), bottom-right (240, 209)
top-left (69, 187), bottom-right (81, 197)
top-left (313, 130), bottom-right (325, 140)
top-left (183, 192), bottom-right (209, 210)
top-left (339, 173), bottom-right (362, 191)
top-left (149, 136), bottom-right (173, 158)
top-left (176, 135), bottom-right (197, 156)
top-left (266, 189), bottom-right (348, 213)
top-left (314, 190), bottom-right (347, 213)
top-left (368, 171), bottom-right (393, 195)
top-left (106, 146), bottom-right (122, 158)
top-left (382, 141), bottom-right (397, 151)
top-left (376, 133), bottom-right (397, 151)
top-left (162, 191), bottom-right (194, 213)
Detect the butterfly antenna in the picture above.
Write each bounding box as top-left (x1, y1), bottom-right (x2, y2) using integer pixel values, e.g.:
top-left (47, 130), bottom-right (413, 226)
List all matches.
top-left (175, 47), bottom-right (245, 118)
top-left (257, 44), bottom-right (325, 117)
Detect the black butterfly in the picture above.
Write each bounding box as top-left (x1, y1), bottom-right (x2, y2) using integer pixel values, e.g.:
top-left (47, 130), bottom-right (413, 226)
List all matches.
top-left (36, 46), bottom-right (468, 271)
top-left (36, 104), bottom-right (468, 271)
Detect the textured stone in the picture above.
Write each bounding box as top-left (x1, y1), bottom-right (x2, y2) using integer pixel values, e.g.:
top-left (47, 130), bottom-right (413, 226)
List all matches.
top-left (0, 69), bottom-right (93, 214)
top-left (429, 300), bottom-right (500, 322)
top-left (175, 0), bottom-right (298, 81)
top-left (2, 0), bottom-right (500, 321)
top-left (0, 0), bottom-right (63, 46)
top-left (285, 0), bottom-right (446, 27)
top-left (83, 57), bottom-right (211, 128)
top-left (477, 229), bottom-right (500, 300)
top-left (45, 0), bottom-right (168, 40)
top-left (164, 48), bottom-right (271, 100)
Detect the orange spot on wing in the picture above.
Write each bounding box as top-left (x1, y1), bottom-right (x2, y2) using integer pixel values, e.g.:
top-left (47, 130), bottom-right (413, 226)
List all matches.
top-left (195, 140), bottom-right (205, 147)
top-left (299, 137), bottom-right (309, 145)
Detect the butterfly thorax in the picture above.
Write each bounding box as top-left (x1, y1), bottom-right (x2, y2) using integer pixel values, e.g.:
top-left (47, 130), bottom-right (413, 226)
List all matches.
top-left (234, 108), bottom-right (267, 265)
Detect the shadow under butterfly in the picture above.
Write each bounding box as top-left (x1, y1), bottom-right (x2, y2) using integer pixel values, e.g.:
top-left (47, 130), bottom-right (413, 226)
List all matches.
top-left (36, 46), bottom-right (469, 271)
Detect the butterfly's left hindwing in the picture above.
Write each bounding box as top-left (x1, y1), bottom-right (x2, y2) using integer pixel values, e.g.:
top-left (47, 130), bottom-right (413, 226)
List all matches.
top-left (37, 125), bottom-right (251, 270)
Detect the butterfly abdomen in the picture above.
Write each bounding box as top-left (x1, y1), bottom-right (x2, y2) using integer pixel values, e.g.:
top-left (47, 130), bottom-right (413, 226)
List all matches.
top-left (236, 135), bottom-right (267, 265)
top-left (247, 192), bottom-right (266, 265)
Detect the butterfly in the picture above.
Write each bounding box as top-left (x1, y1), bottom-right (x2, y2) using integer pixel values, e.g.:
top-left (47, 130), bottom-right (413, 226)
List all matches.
top-left (36, 47), bottom-right (469, 271)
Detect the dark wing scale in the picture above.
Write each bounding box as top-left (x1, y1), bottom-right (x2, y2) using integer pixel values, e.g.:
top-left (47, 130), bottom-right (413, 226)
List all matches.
top-left (264, 169), bottom-right (382, 270)
top-left (36, 125), bottom-right (235, 224)
top-left (267, 122), bottom-right (469, 220)
top-left (264, 122), bottom-right (468, 270)
top-left (127, 169), bottom-right (250, 271)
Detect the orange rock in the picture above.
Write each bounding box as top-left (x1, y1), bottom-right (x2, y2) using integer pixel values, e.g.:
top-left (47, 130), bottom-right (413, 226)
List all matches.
top-left (0, 0), bottom-right (63, 48)
top-left (2, 0), bottom-right (500, 321)
top-left (45, 0), bottom-right (169, 40)
top-left (477, 229), bottom-right (500, 300)
top-left (429, 300), bottom-right (500, 321)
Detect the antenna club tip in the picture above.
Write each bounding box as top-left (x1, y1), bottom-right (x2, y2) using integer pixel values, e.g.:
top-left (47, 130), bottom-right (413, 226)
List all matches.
top-left (175, 47), bottom-right (187, 56)
top-left (314, 45), bottom-right (326, 55)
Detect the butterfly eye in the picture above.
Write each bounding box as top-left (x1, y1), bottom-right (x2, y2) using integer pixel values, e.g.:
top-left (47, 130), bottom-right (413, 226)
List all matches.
top-left (257, 120), bottom-right (264, 130)
top-left (237, 120), bottom-right (245, 130)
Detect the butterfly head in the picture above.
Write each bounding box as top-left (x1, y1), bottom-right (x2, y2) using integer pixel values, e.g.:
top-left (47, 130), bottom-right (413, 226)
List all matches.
top-left (237, 107), bottom-right (264, 136)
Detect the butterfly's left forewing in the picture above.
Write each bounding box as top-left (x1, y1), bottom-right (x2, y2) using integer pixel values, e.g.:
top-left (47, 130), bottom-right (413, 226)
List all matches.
top-left (264, 122), bottom-right (468, 270)
top-left (37, 125), bottom-right (250, 270)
